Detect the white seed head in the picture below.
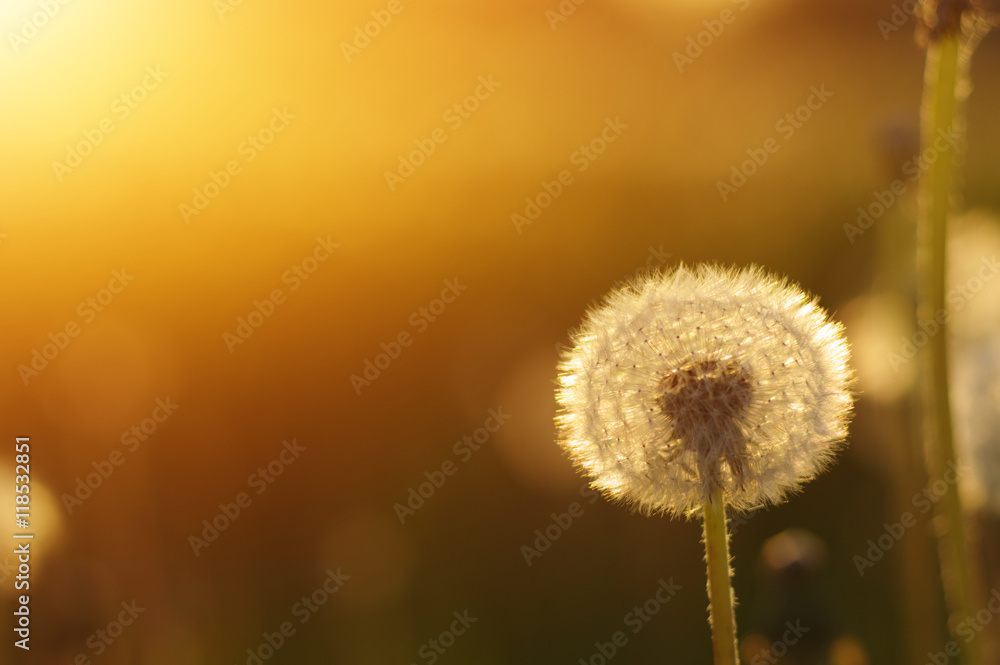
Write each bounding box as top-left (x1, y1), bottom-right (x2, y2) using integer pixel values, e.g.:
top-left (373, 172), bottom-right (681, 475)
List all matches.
top-left (555, 264), bottom-right (854, 517)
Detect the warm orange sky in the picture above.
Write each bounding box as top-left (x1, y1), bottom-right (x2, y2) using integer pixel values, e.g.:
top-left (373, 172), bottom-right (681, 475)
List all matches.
top-left (2, 1), bottom-right (999, 662)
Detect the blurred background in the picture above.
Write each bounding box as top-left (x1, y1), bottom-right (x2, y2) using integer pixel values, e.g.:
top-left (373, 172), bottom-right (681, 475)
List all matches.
top-left (1, 0), bottom-right (999, 662)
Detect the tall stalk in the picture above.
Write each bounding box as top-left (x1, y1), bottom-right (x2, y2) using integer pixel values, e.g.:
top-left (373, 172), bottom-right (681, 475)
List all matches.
top-left (704, 487), bottom-right (738, 665)
top-left (916, 2), bottom-right (989, 662)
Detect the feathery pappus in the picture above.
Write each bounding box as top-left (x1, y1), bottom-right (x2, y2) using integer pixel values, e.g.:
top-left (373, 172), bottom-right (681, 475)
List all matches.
top-left (555, 264), bottom-right (854, 517)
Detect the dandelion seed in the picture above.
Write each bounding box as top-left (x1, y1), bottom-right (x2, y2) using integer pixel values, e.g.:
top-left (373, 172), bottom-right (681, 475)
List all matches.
top-left (556, 263), bottom-right (854, 517)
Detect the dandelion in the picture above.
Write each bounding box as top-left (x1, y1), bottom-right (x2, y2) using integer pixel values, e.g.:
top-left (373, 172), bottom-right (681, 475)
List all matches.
top-left (556, 263), bottom-right (853, 515)
top-left (555, 263), bottom-right (853, 665)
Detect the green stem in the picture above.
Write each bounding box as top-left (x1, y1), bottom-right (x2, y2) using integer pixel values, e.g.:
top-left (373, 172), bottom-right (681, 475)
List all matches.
top-left (917, 9), bottom-right (984, 665)
top-left (703, 487), bottom-right (738, 665)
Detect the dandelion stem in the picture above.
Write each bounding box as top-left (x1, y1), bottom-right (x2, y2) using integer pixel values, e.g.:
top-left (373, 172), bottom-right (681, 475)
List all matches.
top-left (703, 487), bottom-right (738, 665)
top-left (917, 3), bottom-right (986, 663)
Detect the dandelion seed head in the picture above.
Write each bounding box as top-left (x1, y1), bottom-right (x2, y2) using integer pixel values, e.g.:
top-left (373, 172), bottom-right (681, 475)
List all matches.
top-left (555, 263), bottom-right (854, 517)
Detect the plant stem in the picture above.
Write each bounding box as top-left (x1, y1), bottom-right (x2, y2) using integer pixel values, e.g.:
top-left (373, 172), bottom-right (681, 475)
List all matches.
top-left (703, 487), bottom-right (738, 665)
top-left (917, 4), bottom-right (985, 664)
